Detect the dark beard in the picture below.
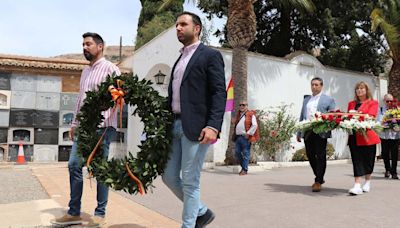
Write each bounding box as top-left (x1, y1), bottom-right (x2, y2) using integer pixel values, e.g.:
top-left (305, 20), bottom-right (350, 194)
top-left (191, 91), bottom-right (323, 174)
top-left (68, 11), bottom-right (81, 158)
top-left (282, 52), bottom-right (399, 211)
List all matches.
top-left (84, 51), bottom-right (94, 61)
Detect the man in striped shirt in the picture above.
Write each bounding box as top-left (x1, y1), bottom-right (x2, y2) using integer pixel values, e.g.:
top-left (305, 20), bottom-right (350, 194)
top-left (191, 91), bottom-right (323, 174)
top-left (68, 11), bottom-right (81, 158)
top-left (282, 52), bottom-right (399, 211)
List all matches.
top-left (52, 32), bottom-right (120, 227)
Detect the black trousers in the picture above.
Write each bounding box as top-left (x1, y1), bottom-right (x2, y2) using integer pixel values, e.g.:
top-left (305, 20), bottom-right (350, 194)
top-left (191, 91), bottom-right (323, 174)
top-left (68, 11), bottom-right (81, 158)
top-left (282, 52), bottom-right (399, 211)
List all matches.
top-left (381, 138), bottom-right (400, 175)
top-left (348, 135), bottom-right (376, 177)
top-left (304, 132), bottom-right (327, 184)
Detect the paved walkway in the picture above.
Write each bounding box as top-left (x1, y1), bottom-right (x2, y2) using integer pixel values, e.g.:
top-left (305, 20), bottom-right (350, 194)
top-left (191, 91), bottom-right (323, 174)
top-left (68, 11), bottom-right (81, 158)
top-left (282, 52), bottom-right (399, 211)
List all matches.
top-left (1, 161), bottom-right (400, 227)
top-left (0, 163), bottom-right (179, 228)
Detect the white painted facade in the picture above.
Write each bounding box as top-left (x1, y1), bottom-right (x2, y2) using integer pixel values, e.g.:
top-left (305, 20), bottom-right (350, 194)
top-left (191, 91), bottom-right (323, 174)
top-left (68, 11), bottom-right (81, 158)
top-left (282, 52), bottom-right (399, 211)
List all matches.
top-left (127, 27), bottom-right (387, 163)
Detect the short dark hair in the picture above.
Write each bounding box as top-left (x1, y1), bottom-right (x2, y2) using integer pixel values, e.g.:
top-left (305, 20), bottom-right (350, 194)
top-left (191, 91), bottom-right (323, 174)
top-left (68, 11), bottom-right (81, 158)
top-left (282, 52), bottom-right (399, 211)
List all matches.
top-left (82, 32), bottom-right (104, 45)
top-left (178, 11), bottom-right (202, 34)
top-left (311, 77), bottom-right (323, 86)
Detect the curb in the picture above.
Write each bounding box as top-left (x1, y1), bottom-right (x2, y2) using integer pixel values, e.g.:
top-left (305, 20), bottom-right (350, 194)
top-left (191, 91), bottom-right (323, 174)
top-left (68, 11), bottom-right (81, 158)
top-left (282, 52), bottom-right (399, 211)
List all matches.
top-left (209, 159), bottom-right (352, 173)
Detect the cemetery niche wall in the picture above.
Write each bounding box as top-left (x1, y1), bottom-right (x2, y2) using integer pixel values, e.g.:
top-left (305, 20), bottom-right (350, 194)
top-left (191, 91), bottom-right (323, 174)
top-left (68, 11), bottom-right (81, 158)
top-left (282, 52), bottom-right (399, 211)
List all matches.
top-left (0, 54), bottom-right (85, 162)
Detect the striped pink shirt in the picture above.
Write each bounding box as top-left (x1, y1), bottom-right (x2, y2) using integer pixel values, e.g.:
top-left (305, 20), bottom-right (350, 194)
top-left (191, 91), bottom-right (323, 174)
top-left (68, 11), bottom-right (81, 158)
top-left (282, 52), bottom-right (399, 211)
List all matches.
top-left (71, 57), bottom-right (121, 129)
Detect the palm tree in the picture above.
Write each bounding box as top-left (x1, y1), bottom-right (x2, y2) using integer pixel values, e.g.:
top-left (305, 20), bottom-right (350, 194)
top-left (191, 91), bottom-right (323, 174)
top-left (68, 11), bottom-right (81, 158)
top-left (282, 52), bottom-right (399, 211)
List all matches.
top-left (371, 0), bottom-right (400, 99)
top-left (158, 0), bottom-right (314, 164)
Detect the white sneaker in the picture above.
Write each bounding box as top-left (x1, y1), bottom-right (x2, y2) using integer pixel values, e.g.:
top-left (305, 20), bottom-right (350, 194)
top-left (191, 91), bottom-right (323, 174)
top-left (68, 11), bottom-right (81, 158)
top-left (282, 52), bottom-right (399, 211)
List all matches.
top-left (362, 183), bottom-right (370, 193)
top-left (349, 185), bottom-right (363, 195)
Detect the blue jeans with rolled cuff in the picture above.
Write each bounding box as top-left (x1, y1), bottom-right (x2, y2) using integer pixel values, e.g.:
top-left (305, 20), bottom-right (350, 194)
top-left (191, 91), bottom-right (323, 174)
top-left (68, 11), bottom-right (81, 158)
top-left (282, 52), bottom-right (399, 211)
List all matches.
top-left (67, 127), bottom-right (116, 217)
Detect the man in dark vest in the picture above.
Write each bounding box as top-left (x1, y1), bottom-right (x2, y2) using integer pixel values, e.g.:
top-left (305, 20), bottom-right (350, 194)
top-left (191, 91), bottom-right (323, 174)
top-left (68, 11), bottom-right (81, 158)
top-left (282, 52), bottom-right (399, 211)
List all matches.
top-left (233, 100), bottom-right (259, 175)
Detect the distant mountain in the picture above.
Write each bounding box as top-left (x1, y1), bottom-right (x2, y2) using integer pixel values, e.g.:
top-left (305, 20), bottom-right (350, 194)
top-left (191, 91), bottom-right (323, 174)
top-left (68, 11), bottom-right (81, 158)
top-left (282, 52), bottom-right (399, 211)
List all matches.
top-left (53, 46), bottom-right (135, 63)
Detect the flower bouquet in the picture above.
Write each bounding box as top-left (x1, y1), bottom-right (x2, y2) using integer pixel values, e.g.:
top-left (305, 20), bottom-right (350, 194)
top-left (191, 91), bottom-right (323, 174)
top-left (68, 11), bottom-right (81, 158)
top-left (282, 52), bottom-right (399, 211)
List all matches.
top-left (381, 102), bottom-right (400, 132)
top-left (297, 110), bottom-right (382, 135)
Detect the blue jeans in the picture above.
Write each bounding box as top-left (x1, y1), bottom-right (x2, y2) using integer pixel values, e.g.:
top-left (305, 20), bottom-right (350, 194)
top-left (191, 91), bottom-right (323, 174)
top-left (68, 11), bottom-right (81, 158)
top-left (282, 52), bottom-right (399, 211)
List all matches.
top-left (67, 127), bottom-right (116, 217)
top-left (162, 119), bottom-right (209, 228)
top-left (235, 135), bottom-right (251, 171)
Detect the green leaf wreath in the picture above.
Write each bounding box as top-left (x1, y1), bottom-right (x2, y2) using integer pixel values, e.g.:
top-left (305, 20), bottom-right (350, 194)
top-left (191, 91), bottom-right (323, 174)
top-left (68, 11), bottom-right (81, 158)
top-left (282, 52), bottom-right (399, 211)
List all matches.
top-left (76, 72), bottom-right (173, 195)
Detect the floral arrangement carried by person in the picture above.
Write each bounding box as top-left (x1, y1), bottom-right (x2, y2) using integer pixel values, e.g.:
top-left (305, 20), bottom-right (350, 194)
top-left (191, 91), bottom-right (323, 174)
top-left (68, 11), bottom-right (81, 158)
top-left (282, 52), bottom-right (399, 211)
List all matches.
top-left (297, 109), bottom-right (382, 135)
top-left (381, 99), bottom-right (400, 131)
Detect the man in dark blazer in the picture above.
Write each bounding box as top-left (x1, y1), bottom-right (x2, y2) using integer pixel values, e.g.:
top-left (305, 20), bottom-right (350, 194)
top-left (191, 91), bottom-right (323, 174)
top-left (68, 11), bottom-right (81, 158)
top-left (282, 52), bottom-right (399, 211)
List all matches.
top-left (162, 11), bottom-right (226, 228)
top-left (297, 77), bottom-right (336, 192)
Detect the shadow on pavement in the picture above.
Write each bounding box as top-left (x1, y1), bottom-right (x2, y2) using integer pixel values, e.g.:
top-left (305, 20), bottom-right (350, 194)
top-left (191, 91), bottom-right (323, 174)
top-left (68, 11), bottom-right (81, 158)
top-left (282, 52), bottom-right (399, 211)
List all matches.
top-left (264, 183), bottom-right (348, 197)
top-left (108, 224), bottom-right (147, 228)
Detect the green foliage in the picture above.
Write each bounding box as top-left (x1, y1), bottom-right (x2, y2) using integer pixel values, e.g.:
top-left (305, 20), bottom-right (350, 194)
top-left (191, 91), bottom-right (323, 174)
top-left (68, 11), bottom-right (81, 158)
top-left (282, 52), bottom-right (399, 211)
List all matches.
top-left (77, 73), bottom-right (173, 195)
top-left (198, 0), bottom-right (386, 75)
top-left (136, 0), bottom-right (183, 49)
top-left (255, 104), bottom-right (297, 160)
top-left (292, 143), bottom-right (335, 161)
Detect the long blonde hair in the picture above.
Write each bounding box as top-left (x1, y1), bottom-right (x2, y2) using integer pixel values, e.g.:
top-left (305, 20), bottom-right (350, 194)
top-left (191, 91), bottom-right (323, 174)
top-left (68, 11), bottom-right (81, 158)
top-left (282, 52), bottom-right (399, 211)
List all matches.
top-left (354, 81), bottom-right (373, 102)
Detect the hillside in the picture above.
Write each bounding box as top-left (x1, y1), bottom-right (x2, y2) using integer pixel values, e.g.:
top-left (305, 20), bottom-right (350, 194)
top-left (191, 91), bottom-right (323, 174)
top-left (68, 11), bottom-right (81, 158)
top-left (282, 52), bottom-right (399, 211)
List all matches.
top-left (53, 46), bottom-right (134, 63)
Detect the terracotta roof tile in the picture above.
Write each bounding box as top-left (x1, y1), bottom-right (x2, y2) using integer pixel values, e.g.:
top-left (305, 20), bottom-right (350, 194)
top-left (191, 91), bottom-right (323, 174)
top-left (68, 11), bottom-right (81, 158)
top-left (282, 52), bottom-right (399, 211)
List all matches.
top-left (0, 54), bottom-right (88, 71)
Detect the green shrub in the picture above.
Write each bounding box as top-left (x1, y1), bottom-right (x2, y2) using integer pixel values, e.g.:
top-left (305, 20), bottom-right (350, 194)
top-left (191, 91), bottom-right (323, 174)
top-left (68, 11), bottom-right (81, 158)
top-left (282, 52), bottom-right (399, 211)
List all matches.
top-left (254, 104), bottom-right (297, 160)
top-left (292, 143), bottom-right (335, 161)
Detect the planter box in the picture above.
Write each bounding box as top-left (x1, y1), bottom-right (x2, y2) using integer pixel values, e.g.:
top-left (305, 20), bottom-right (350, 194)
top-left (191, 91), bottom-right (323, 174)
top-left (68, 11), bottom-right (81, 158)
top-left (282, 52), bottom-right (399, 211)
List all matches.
top-left (8, 144), bottom-right (34, 162)
top-left (10, 74), bottom-right (36, 91)
top-left (0, 73), bottom-right (11, 90)
top-left (58, 146), bottom-right (72, 161)
top-left (0, 90), bottom-right (11, 109)
top-left (58, 127), bottom-right (73, 146)
top-left (34, 128), bottom-right (58, 145)
top-left (35, 110), bottom-right (59, 128)
top-left (36, 92), bottom-right (60, 111)
top-left (60, 93), bottom-right (78, 111)
top-left (33, 145), bottom-right (58, 162)
top-left (59, 111), bottom-right (74, 127)
top-left (8, 127), bottom-right (34, 145)
top-left (0, 110), bottom-right (9, 127)
top-left (36, 76), bottom-right (61, 93)
top-left (11, 91), bottom-right (36, 109)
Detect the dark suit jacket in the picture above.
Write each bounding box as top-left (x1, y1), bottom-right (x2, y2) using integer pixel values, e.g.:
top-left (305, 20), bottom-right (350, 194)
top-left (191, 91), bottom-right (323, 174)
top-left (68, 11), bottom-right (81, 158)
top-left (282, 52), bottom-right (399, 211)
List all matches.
top-left (168, 43), bottom-right (227, 141)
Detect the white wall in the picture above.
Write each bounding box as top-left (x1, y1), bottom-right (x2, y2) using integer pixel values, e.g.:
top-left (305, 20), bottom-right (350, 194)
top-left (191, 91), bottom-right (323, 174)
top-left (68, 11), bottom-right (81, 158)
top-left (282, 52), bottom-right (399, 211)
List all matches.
top-left (129, 27), bottom-right (386, 162)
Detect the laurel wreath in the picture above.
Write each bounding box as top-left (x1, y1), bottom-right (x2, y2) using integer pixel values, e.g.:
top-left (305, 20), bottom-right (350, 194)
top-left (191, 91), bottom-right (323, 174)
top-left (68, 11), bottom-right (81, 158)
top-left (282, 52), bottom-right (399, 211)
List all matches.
top-left (76, 72), bottom-right (173, 194)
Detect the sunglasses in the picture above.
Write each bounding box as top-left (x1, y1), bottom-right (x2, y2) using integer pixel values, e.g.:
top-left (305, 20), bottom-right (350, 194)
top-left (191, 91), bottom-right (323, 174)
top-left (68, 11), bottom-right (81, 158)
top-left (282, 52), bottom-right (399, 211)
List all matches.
top-left (239, 104), bottom-right (247, 106)
top-left (386, 100), bottom-right (393, 103)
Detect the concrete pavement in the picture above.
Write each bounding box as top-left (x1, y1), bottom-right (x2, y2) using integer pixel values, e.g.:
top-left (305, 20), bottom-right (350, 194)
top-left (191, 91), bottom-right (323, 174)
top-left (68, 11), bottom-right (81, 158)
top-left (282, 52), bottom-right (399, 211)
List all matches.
top-left (1, 161), bottom-right (400, 227)
top-left (0, 163), bottom-right (179, 228)
top-left (126, 161), bottom-right (400, 228)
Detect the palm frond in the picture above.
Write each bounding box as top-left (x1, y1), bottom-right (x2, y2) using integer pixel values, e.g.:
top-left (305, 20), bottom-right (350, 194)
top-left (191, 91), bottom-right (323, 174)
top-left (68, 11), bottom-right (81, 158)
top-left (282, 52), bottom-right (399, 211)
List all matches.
top-left (371, 8), bottom-right (400, 47)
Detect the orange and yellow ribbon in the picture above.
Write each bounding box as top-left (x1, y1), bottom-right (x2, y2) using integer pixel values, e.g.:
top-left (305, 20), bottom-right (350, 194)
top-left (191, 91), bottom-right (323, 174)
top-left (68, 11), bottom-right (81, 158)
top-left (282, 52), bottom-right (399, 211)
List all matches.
top-left (125, 162), bottom-right (145, 195)
top-left (87, 80), bottom-right (125, 174)
top-left (108, 79), bottom-right (125, 129)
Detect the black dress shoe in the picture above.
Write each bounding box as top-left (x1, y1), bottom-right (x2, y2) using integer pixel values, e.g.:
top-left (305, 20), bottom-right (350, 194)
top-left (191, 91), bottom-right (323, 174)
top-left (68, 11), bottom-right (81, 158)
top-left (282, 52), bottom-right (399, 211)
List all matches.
top-left (392, 174), bottom-right (399, 179)
top-left (195, 209), bottom-right (215, 228)
top-left (385, 171), bottom-right (390, 178)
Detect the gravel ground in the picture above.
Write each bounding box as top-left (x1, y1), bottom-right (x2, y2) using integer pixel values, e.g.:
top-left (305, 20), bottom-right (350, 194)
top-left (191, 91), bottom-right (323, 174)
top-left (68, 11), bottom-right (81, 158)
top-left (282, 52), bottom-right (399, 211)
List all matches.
top-left (0, 165), bottom-right (49, 204)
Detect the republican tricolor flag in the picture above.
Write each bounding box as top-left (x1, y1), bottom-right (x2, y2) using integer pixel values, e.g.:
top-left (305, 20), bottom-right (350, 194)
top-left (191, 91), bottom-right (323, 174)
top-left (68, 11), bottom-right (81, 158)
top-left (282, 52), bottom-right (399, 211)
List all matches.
top-left (225, 78), bottom-right (234, 112)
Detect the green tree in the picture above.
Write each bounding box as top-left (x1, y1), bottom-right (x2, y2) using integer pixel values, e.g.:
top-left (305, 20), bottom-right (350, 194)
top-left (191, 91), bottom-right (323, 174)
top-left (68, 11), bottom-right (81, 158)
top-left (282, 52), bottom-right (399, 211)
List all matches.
top-left (198, 0), bottom-right (386, 75)
top-left (135, 0), bottom-right (183, 49)
top-left (371, 0), bottom-right (400, 99)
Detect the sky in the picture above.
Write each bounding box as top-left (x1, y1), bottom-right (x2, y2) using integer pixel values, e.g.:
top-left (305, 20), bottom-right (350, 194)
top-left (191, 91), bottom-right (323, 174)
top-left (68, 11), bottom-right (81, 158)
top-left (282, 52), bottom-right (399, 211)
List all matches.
top-left (0, 0), bottom-right (224, 57)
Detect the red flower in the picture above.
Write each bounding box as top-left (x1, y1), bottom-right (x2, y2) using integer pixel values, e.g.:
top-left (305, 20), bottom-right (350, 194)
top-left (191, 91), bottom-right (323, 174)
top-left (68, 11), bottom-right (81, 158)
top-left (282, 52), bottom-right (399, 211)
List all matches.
top-left (335, 118), bottom-right (342, 124)
top-left (314, 113), bottom-right (319, 118)
top-left (335, 109), bottom-right (341, 112)
top-left (328, 114), bottom-right (334, 121)
top-left (348, 114), bottom-right (353, 119)
top-left (359, 115), bottom-right (365, 121)
top-left (270, 130), bottom-right (277, 137)
top-left (321, 114), bottom-right (327, 120)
